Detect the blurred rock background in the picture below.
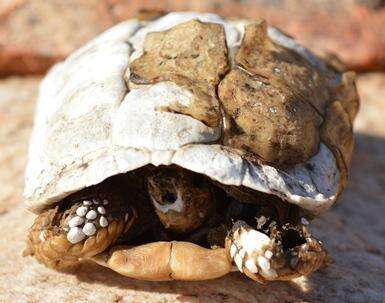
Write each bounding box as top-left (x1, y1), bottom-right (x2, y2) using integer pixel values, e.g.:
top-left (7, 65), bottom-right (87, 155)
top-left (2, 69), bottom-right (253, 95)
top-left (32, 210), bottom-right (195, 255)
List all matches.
top-left (1, 0), bottom-right (385, 76)
top-left (0, 1), bottom-right (384, 302)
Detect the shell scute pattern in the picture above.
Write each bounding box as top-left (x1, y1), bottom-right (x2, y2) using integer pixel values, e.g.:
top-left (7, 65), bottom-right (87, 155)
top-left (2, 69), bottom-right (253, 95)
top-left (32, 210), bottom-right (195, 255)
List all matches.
top-left (23, 12), bottom-right (357, 281)
top-left (24, 12), bottom-right (357, 215)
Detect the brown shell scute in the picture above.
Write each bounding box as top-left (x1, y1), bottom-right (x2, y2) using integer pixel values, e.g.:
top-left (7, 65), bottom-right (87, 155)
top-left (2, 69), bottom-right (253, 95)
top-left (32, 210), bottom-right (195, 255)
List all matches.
top-left (234, 20), bottom-right (330, 114)
top-left (129, 19), bottom-right (230, 127)
top-left (219, 69), bottom-right (322, 166)
top-left (218, 21), bottom-right (330, 166)
top-left (320, 100), bottom-right (354, 196)
top-left (218, 20), bottom-right (333, 167)
top-left (333, 71), bottom-right (360, 122)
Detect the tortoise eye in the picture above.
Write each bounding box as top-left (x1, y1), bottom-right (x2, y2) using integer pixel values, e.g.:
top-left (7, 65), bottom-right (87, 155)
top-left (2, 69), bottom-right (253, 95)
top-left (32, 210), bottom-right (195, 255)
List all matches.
top-left (162, 192), bottom-right (177, 204)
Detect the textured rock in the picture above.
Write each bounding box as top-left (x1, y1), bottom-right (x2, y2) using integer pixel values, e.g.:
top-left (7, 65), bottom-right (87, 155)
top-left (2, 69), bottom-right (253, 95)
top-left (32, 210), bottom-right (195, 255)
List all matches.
top-left (109, 0), bottom-right (385, 71)
top-left (0, 0), bottom-right (23, 19)
top-left (1, 0), bottom-right (384, 77)
top-left (0, 73), bottom-right (385, 301)
top-left (0, 77), bottom-right (39, 211)
top-left (0, 0), bottom-right (114, 77)
top-left (354, 73), bottom-right (385, 136)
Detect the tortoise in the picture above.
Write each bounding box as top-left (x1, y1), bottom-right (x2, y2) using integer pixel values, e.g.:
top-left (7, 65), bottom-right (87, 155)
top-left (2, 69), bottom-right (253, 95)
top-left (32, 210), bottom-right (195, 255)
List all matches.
top-left (23, 12), bottom-right (359, 282)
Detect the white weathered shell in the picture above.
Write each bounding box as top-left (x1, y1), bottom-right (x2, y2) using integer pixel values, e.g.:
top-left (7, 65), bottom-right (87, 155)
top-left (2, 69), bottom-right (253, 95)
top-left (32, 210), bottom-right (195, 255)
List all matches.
top-left (24, 12), bottom-right (340, 214)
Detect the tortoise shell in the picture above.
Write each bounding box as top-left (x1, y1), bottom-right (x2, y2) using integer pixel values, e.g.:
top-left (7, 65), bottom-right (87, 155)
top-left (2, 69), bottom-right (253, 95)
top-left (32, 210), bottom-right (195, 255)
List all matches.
top-left (24, 12), bottom-right (357, 215)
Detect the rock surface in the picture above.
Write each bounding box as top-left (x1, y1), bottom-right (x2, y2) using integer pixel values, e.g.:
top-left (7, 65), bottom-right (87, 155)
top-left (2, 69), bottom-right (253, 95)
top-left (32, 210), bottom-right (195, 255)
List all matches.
top-left (1, 0), bottom-right (384, 77)
top-left (0, 74), bottom-right (384, 302)
top-left (112, 0), bottom-right (385, 72)
top-left (0, 0), bottom-right (115, 77)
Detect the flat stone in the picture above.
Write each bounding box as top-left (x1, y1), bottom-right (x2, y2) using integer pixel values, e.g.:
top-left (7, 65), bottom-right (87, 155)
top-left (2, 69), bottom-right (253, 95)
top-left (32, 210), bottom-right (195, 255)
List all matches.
top-left (111, 0), bottom-right (385, 72)
top-left (0, 0), bottom-right (114, 77)
top-left (0, 76), bottom-right (384, 302)
top-left (1, 1), bottom-right (384, 78)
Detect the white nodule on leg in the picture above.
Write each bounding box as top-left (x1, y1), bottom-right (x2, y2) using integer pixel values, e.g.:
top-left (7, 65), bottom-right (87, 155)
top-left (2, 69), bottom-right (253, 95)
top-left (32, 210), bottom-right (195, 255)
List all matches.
top-left (234, 253), bottom-right (244, 273)
top-left (76, 206), bottom-right (88, 217)
top-left (230, 244), bottom-right (237, 258)
top-left (67, 227), bottom-right (86, 243)
top-left (39, 231), bottom-right (47, 242)
top-left (257, 256), bottom-right (270, 272)
top-left (83, 200), bottom-right (92, 206)
top-left (97, 206), bottom-right (106, 215)
top-left (86, 210), bottom-right (97, 220)
top-left (68, 216), bottom-right (85, 228)
top-left (99, 216), bottom-right (108, 227)
top-left (82, 222), bottom-right (96, 236)
top-left (241, 229), bottom-right (270, 255)
top-left (228, 224), bottom-right (277, 280)
top-left (260, 267), bottom-right (278, 279)
top-left (264, 250), bottom-right (273, 259)
top-left (245, 259), bottom-right (259, 274)
top-left (301, 217), bottom-right (309, 225)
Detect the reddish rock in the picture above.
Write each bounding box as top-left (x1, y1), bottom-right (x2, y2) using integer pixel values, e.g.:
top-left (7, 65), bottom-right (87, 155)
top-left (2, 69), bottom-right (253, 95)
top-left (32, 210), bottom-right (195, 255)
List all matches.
top-left (0, 0), bottom-right (24, 19)
top-left (355, 73), bottom-right (385, 136)
top-left (0, 0), bottom-right (384, 76)
top-left (0, 0), bottom-right (115, 77)
top-left (110, 0), bottom-right (385, 72)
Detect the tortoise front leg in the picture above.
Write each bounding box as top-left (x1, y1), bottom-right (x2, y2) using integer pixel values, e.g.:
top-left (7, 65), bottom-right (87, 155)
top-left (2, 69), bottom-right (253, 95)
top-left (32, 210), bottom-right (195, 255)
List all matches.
top-left (25, 183), bottom-right (135, 269)
top-left (225, 220), bottom-right (330, 283)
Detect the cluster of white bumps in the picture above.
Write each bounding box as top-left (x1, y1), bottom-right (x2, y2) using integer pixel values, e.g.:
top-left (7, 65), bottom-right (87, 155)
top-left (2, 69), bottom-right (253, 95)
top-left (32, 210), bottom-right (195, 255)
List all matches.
top-left (66, 199), bottom-right (109, 244)
top-left (230, 227), bottom-right (278, 280)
